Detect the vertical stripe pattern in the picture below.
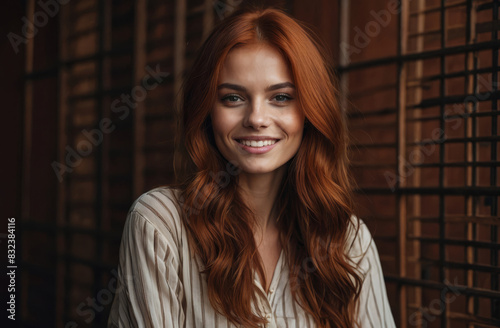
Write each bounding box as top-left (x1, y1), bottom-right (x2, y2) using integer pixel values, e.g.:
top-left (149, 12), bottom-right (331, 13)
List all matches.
top-left (108, 187), bottom-right (396, 327)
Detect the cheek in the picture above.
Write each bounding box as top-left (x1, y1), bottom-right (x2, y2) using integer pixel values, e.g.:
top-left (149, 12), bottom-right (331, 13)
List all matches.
top-left (284, 113), bottom-right (305, 140)
top-left (211, 108), bottom-right (239, 140)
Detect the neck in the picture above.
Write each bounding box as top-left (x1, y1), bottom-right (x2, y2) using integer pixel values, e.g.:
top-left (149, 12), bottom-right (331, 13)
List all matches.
top-left (238, 166), bottom-right (286, 235)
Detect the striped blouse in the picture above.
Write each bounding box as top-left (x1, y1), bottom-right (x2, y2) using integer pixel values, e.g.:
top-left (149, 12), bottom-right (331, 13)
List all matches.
top-left (107, 187), bottom-right (396, 328)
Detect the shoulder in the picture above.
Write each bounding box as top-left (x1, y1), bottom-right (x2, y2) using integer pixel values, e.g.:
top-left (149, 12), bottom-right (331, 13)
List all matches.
top-left (346, 217), bottom-right (396, 326)
top-left (125, 187), bottom-right (184, 246)
top-left (345, 216), bottom-right (376, 267)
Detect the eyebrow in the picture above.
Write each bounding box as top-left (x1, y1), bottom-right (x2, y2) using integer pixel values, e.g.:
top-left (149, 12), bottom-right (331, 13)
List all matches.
top-left (217, 82), bottom-right (295, 92)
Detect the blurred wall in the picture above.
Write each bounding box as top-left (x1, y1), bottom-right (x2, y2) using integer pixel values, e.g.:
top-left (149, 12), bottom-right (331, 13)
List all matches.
top-left (7, 0), bottom-right (500, 327)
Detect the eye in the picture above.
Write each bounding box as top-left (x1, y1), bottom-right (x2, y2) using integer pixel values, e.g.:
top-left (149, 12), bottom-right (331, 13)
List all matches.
top-left (221, 94), bottom-right (243, 103)
top-left (273, 93), bottom-right (293, 103)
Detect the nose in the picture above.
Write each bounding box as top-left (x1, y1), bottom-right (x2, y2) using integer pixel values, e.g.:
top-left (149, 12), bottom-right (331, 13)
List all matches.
top-left (243, 99), bottom-right (271, 130)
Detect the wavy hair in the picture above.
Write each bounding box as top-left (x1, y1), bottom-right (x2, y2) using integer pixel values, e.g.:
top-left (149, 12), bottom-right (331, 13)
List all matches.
top-left (175, 5), bottom-right (362, 328)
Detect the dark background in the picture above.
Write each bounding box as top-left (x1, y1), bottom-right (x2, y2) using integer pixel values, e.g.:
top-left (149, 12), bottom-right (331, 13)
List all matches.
top-left (2, 0), bottom-right (499, 327)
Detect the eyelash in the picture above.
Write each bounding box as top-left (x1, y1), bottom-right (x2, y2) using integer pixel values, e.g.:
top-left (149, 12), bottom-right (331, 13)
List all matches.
top-left (274, 93), bottom-right (293, 102)
top-left (221, 94), bottom-right (243, 103)
top-left (220, 93), bottom-right (293, 104)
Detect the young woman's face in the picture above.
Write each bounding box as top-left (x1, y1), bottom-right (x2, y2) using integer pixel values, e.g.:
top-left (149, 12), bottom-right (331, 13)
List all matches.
top-left (211, 43), bottom-right (305, 176)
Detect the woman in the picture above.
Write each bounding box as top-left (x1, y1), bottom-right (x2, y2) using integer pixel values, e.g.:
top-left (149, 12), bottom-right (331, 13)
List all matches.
top-left (108, 5), bottom-right (395, 328)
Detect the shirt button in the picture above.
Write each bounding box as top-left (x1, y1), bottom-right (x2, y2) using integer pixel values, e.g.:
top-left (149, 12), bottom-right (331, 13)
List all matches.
top-left (269, 289), bottom-right (275, 294)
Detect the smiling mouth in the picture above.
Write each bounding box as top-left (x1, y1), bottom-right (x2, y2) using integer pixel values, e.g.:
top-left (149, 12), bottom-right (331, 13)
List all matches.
top-left (236, 139), bottom-right (278, 147)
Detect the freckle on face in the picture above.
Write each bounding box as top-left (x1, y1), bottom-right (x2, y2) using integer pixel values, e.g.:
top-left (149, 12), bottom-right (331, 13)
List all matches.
top-left (211, 42), bottom-right (305, 176)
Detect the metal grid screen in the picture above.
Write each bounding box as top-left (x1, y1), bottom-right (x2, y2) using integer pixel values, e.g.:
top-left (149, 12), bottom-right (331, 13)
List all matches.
top-left (342, 0), bottom-right (499, 327)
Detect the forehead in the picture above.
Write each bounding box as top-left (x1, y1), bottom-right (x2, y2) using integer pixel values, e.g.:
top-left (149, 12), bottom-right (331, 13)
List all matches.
top-left (218, 43), bottom-right (292, 82)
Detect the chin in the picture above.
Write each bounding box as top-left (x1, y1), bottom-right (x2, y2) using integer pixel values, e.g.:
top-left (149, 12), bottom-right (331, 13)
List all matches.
top-left (238, 162), bottom-right (283, 175)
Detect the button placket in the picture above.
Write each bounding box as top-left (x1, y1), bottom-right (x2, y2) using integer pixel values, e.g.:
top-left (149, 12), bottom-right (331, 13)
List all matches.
top-left (263, 312), bottom-right (276, 328)
top-left (254, 272), bottom-right (275, 328)
top-left (266, 249), bottom-right (283, 307)
top-left (254, 249), bottom-right (284, 328)
top-left (262, 293), bottom-right (276, 328)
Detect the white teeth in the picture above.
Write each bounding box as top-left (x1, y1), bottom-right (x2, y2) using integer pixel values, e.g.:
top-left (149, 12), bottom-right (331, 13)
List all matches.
top-left (239, 139), bottom-right (277, 147)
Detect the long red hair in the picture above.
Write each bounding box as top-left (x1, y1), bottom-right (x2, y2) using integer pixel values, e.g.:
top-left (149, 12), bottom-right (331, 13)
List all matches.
top-left (175, 5), bottom-right (362, 328)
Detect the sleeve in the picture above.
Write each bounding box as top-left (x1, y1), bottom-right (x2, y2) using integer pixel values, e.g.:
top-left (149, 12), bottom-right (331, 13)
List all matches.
top-left (107, 210), bottom-right (185, 328)
top-left (348, 219), bottom-right (396, 328)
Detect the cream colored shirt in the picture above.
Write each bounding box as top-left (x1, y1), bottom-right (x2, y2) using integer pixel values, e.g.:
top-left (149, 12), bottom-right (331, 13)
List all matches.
top-left (108, 187), bottom-right (396, 327)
